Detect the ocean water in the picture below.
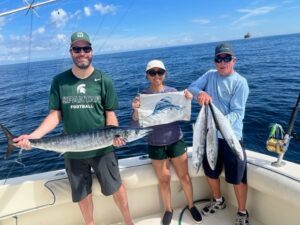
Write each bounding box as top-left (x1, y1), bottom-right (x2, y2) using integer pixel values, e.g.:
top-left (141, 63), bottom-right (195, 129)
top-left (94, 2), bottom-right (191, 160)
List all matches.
top-left (0, 33), bottom-right (299, 180)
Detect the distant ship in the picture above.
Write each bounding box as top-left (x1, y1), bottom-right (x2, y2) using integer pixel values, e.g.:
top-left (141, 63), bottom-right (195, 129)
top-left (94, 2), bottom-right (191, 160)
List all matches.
top-left (244, 32), bottom-right (251, 39)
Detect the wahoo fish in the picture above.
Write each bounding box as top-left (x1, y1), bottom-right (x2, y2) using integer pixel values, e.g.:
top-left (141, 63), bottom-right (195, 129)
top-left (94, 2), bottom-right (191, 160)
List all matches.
top-left (206, 107), bottom-right (218, 170)
top-left (208, 103), bottom-right (244, 161)
top-left (192, 105), bottom-right (207, 173)
top-left (0, 123), bottom-right (151, 159)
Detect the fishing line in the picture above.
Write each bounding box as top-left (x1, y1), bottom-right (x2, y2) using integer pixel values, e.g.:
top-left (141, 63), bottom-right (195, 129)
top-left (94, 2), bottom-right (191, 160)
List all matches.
top-left (3, 8), bottom-right (34, 183)
top-left (96, 0), bottom-right (136, 53)
top-left (2, 149), bottom-right (25, 185)
top-left (15, 149), bottom-right (25, 167)
top-left (53, 0), bottom-right (97, 75)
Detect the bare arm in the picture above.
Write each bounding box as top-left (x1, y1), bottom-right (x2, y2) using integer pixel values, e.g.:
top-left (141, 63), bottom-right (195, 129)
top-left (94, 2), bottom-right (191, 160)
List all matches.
top-left (13, 110), bottom-right (62, 149)
top-left (30, 110), bottom-right (62, 138)
top-left (105, 110), bottom-right (119, 127)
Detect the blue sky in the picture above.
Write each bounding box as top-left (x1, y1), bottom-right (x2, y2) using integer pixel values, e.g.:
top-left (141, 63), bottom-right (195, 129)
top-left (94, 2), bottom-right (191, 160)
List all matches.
top-left (0, 0), bottom-right (299, 64)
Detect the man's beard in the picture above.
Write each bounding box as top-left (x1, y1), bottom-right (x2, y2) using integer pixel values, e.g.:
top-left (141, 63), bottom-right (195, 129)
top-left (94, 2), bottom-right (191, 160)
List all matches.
top-left (73, 57), bottom-right (92, 69)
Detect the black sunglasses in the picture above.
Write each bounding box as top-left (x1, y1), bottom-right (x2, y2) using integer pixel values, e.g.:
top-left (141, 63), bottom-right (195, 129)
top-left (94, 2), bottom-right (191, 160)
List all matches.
top-left (147, 69), bottom-right (166, 77)
top-left (71, 46), bottom-right (92, 54)
top-left (214, 55), bottom-right (233, 63)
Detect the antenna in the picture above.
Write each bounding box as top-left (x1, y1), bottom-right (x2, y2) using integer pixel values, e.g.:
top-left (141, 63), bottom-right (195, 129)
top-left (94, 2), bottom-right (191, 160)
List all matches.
top-left (0, 0), bottom-right (57, 17)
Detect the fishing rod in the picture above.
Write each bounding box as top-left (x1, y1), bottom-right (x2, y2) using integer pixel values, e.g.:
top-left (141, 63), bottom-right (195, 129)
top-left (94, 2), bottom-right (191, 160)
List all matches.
top-left (266, 93), bottom-right (300, 167)
top-left (0, 0), bottom-right (58, 17)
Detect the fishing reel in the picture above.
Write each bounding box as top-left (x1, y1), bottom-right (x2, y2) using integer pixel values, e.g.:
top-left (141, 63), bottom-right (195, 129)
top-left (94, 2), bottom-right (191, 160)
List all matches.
top-left (266, 94), bottom-right (299, 167)
top-left (266, 123), bottom-right (286, 154)
top-left (266, 123), bottom-right (298, 155)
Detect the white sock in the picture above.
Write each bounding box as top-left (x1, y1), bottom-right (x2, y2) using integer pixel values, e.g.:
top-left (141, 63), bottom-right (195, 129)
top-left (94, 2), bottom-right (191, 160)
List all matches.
top-left (215, 197), bottom-right (223, 202)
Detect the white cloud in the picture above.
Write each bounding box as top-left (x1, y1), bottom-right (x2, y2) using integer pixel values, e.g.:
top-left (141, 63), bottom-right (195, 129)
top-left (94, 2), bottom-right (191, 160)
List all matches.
top-left (34, 27), bottom-right (45, 35)
top-left (235, 6), bottom-right (278, 23)
top-left (84, 7), bottom-right (91, 16)
top-left (50, 8), bottom-right (69, 28)
top-left (32, 46), bottom-right (50, 51)
top-left (182, 37), bottom-right (193, 43)
top-left (9, 46), bottom-right (23, 54)
top-left (0, 34), bottom-right (3, 42)
top-left (191, 18), bottom-right (210, 25)
top-left (69, 10), bottom-right (81, 20)
top-left (94, 3), bottom-right (117, 15)
top-left (9, 34), bottom-right (29, 42)
top-left (91, 35), bottom-right (194, 53)
top-left (55, 34), bottom-right (67, 42)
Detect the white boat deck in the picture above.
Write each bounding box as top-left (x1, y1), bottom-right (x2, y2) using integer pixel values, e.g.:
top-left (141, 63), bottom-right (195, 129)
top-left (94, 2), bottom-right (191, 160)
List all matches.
top-left (1, 149), bottom-right (299, 225)
top-left (113, 201), bottom-right (263, 225)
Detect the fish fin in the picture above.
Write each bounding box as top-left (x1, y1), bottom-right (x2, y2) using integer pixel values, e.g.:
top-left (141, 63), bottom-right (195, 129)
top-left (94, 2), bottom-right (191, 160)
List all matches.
top-left (0, 123), bottom-right (17, 159)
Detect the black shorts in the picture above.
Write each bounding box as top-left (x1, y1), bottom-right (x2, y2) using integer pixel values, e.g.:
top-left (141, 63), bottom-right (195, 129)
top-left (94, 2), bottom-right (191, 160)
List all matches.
top-left (65, 151), bottom-right (122, 202)
top-left (203, 139), bottom-right (247, 184)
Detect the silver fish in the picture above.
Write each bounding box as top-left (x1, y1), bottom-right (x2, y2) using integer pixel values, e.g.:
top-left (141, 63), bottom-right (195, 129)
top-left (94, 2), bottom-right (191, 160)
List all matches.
top-left (0, 124), bottom-right (151, 159)
top-left (206, 107), bottom-right (218, 170)
top-left (208, 103), bottom-right (244, 161)
top-left (192, 105), bottom-right (207, 173)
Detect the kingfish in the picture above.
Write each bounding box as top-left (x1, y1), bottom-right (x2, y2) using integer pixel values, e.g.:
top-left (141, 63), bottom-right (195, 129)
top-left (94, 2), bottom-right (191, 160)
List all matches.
top-left (192, 105), bottom-right (207, 173)
top-left (208, 103), bottom-right (244, 161)
top-left (0, 123), bottom-right (151, 159)
top-left (206, 107), bottom-right (218, 170)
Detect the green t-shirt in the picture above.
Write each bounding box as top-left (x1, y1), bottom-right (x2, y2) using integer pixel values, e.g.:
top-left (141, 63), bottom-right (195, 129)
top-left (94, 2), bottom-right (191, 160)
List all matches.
top-left (49, 69), bottom-right (118, 159)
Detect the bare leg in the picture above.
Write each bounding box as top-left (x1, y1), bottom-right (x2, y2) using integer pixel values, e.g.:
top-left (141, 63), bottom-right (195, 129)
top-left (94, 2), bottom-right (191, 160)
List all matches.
top-left (112, 184), bottom-right (134, 225)
top-left (206, 177), bottom-right (222, 199)
top-left (171, 153), bottom-right (194, 208)
top-left (233, 183), bottom-right (248, 211)
top-left (78, 193), bottom-right (94, 225)
top-left (152, 159), bottom-right (172, 212)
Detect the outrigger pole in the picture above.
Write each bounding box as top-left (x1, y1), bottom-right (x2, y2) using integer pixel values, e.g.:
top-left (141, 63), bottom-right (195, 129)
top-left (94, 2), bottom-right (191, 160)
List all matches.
top-left (0, 0), bottom-right (57, 17)
top-left (272, 93), bottom-right (300, 167)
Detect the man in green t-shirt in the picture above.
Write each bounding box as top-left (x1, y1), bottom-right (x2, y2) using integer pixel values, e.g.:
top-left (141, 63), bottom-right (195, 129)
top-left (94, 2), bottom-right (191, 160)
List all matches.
top-left (14, 31), bottom-right (134, 225)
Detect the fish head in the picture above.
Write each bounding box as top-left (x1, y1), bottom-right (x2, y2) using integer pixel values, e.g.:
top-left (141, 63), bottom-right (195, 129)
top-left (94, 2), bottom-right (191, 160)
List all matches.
top-left (119, 127), bottom-right (152, 142)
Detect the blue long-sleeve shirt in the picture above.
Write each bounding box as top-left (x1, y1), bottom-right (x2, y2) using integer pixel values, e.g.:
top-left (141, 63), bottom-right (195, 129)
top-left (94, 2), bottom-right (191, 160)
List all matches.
top-left (188, 69), bottom-right (249, 140)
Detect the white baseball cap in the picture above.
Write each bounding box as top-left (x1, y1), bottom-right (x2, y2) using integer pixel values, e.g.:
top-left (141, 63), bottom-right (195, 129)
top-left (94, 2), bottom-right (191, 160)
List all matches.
top-left (146, 59), bottom-right (166, 71)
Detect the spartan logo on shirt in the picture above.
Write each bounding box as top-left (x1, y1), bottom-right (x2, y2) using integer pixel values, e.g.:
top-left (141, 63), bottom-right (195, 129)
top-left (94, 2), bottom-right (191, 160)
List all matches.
top-left (77, 84), bottom-right (86, 94)
top-left (61, 84), bottom-right (101, 110)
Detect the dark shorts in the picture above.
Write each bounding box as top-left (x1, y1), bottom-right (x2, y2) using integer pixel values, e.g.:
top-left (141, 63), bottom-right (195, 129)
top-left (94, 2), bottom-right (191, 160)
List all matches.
top-left (64, 151), bottom-right (122, 202)
top-left (148, 139), bottom-right (186, 160)
top-left (203, 139), bottom-right (247, 184)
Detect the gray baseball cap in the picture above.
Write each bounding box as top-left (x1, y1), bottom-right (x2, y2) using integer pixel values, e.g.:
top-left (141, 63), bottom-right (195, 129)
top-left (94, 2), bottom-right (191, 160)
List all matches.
top-left (215, 43), bottom-right (234, 56)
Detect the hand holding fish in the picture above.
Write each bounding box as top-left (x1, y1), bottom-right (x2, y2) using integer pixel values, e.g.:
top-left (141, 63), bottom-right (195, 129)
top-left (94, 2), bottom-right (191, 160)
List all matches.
top-left (183, 89), bottom-right (193, 100)
top-left (13, 134), bottom-right (33, 150)
top-left (113, 136), bottom-right (126, 147)
top-left (197, 91), bottom-right (212, 105)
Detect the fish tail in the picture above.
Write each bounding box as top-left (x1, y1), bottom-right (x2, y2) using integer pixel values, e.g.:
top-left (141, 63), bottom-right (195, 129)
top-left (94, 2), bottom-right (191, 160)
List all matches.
top-left (0, 123), bottom-right (17, 159)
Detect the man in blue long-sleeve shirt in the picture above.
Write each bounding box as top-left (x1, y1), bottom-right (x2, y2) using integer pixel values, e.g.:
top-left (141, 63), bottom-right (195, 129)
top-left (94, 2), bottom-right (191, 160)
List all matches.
top-left (188, 43), bottom-right (250, 225)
